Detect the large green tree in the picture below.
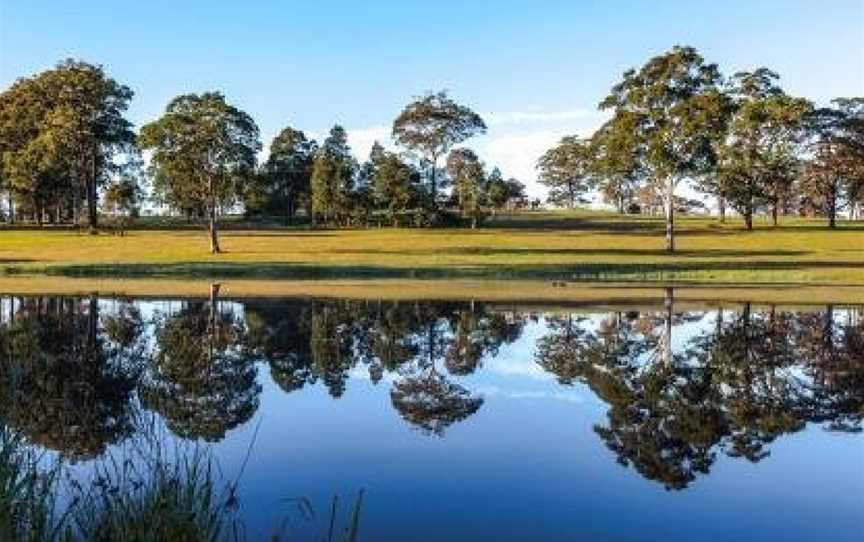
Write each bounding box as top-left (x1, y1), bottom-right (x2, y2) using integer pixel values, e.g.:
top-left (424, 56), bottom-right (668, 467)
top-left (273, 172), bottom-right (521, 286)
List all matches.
top-left (717, 68), bottom-right (811, 229)
top-left (599, 46), bottom-right (727, 252)
top-left (139, 92), bottom-right (260, 253)
top-left (256, 126), bottom-right (317, 224)
top-left (0, 59), bottom-right (135, 229)
top-left (800, 98), bottom-right (864, 228)
top-left (537, 135), bottom-right (595, 208)
top-left (370, 146), bottom-right (419, 226)
top-left (446, 148), bottom-right (487, 228)
top-left (590, 113), bottom-right (643, 213)
top-left (392, 91), bottom-right (486, 210)
top-left (310, 125), bottom-right (356, 226)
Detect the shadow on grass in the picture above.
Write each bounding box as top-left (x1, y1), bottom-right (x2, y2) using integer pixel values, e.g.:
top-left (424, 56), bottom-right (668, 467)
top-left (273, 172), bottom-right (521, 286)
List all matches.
top-left (5, 258), bottom-right (863, 283)
top-left (325, 247), bottom-right (810, 258)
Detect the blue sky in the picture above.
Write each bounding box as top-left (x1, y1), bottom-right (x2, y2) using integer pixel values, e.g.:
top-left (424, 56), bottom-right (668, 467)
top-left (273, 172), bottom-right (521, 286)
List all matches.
top-left (1, 0), bottom-right (862, 196)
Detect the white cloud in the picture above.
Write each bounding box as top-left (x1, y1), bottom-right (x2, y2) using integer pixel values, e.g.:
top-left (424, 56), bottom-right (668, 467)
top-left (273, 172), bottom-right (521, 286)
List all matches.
top-left (346, 124), bottom-right (391, 160)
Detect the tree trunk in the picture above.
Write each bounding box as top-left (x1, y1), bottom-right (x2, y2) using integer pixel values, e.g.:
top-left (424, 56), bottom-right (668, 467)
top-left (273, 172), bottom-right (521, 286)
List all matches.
top-left (209, 204), bottom-right (220, 253)
top-left (828, 183), bottom-right (837, 229)
top-left (208, 179), bottom-right (220, 254)
top-left (6, 193), bottom-right (12, 224)
top-left (718, 194), bottom-right (726, 223)
top-left (284, 186), bottom-right (293, 226)
top-left (429, 155), bottom-right (438, 211)
top-left (87, 146), bottom-right (98, 232)
top-left (72, 168), bottom-right (81, 226)
top-left (771, 200), bottom-right (779, 227)
top-left (664, 179), bottom-right (675, 253)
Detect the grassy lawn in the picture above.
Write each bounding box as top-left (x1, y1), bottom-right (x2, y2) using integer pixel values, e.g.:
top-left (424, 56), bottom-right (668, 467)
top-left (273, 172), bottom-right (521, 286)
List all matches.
top-left (1, 210), bottom-right (863, 284)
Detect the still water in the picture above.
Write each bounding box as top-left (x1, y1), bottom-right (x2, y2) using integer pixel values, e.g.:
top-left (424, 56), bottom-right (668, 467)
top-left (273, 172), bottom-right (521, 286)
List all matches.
top-left (0, 289), bottom-right (861, 541)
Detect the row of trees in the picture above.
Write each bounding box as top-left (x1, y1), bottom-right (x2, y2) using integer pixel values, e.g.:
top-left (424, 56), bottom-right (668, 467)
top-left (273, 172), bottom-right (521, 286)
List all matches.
top-left (0, 62), bottom-right (527, 251)
top-left (0, 60), bottom-right (135, 230)
top-left (539, 46), bottom-right (864, 251)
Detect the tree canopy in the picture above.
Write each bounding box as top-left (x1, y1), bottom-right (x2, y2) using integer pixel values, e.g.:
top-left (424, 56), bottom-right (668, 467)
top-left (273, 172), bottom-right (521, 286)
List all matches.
top-left (0, 59), bottom-right (134, 229)
top-left (138, 92), bottom-right (260, 252)
top-left (392, 91), bottom-right (486, 210)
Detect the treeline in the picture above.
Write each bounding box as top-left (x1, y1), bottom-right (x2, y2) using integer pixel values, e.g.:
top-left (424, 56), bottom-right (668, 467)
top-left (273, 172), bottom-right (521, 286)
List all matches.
top-left (2, 47), bottom-right (862, 254)
top-left (538, 46), bottom-right (864, 251)
top-left (0, 64), bottom-right (527, 251)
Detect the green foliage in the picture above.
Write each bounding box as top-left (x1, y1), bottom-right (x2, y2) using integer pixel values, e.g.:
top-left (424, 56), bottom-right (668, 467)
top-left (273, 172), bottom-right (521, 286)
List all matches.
top-left (250, 126), bottom-right (317, 223)
top-left (104, 174), bottom-right (144, 235)
top-left (392, 91), bottom-right (486, 207)
top-left (0, 429), bottom-right (69, 542)
top-left (716, 69), bottom-right (811, 228)
top-left (310, 126), bottom-right (357, 226)
top-left (590, 113), bottom-right (643, 213)
top-left (800, 98), bottom-right (864, 227)
top-left (485, 167), bottom-right (525, 211)
top-left (446, 148), bottom-right (487, 227)
top-left (370, 146), bottom-right (420, 226)
top-left (598, 45), bottom-right (727, 251)
top-left (71, 444), bottom-right (234, 542)
top-left (0, 59), bottom-right (134, 228)
top-left (139, 92), bottom-right (260, 252)
top-left (537, 136), bottom-right (594, 208)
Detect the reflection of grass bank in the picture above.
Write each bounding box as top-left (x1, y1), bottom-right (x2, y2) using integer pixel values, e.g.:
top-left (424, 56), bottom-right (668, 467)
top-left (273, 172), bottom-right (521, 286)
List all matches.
top-left (0, 428), bottom-right (363, 542)
top-left (4, 212), bottom-right (864, 284)
top-left (3, 276), bottom-right (864, 307)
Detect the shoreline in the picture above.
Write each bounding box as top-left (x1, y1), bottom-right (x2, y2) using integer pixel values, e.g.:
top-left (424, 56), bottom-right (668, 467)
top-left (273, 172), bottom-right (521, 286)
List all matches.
top-left (1, 276), bottom-right (863, 306)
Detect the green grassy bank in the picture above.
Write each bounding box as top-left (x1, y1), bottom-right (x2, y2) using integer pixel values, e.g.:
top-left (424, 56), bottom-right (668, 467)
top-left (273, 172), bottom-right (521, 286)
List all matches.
top-left (2, 211), bottom-right (863, 284)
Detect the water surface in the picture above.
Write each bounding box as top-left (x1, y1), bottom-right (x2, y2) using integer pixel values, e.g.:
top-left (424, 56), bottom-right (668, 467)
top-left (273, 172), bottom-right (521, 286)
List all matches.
top-left (0, 289), bottom-right (861, 541)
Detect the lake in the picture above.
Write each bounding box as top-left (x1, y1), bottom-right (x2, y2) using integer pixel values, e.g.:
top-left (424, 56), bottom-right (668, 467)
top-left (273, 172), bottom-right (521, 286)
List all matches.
top-left (0, 287), bottom-right (861, 541)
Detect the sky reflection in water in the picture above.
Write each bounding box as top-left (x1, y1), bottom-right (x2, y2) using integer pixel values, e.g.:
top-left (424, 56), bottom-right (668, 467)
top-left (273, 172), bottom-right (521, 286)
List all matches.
top-left (0, 292), bottom-right (861, 541)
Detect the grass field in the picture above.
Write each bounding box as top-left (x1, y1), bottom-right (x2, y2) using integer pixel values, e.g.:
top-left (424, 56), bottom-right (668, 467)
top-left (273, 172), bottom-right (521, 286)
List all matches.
top-left (2, 210), bottom-right (863, 284)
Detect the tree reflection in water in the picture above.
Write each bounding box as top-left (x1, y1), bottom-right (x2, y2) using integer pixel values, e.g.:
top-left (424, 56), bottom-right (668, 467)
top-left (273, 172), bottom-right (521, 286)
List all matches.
top-left (0, 296), bottom-right (141, 460)
top-left (0, 290), bottom-right (860, 489)
top-left (536, 291), bottom-right (864, 489)
top-left (245, 298), bottom-right (524, 435)
top-left (140, 285), bottom-right (261, 442)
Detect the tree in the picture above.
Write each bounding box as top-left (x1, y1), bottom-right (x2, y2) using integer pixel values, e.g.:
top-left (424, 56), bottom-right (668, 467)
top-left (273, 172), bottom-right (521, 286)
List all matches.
top-left (800, 98), bottom-right (864, 228)
top-left (0, 59), bottom-right (135, 229)
top-left (447, 148), bottom-right (486, 228)
top-left (486, 168), bottom-right (526, 213)
top-left (590, 113), bottom-right (642, 214)
top-left (717, 69), bottom-right (811, 229)
top-left (371, 147), bottom-right (419, 226)
top-left (258, 126), bottom-right (317, 224)
top-left (599, 46), bottom-right (727, 252)
top-left (392, 91), bottom-right (486, 210)
top-left (537, 136), bottom-right (594, 208)
top-left (139, 92), bottom-right (260, 253)
top-left (310, 125), bottom-right (356, 226)
top-left (103, 173), bottom-right (142, 235)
